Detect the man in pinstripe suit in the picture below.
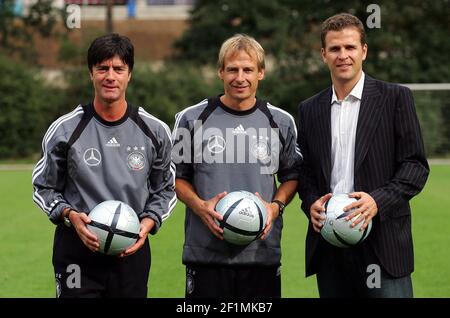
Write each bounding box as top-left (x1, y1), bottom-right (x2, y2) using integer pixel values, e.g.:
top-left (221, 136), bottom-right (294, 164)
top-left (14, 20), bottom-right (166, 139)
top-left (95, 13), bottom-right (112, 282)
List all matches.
top-left (297, 13), bottom-right (429, 297)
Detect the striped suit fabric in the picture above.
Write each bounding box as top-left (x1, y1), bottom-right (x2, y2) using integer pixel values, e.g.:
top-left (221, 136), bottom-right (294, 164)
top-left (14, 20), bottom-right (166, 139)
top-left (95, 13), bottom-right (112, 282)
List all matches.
top-left (297, 75), bottom-right (429, 278)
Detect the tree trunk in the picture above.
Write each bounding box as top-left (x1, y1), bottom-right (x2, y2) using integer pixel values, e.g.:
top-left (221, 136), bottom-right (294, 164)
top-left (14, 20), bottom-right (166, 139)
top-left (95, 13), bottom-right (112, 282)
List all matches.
top-left (106, 0), bottom-right (113, 33)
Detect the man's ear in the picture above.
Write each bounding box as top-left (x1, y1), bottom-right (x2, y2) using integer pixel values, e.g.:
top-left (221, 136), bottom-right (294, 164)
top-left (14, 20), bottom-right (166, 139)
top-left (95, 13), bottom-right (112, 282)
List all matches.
top-left (362, 43), bottom-right (368, 61)
top-left (321, 47), bottom-right (327, 63)
top-left (218, 68), bottom-right (224, 80)
top-left (258, 68), bottom-right (265, 80)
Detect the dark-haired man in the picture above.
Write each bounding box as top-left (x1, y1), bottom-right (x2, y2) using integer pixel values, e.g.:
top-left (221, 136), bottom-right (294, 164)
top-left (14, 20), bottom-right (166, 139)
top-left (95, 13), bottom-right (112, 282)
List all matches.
top-left (297, 13), bottom-right (429, 297)
top-left (32, 33), bottom-right (176, 297)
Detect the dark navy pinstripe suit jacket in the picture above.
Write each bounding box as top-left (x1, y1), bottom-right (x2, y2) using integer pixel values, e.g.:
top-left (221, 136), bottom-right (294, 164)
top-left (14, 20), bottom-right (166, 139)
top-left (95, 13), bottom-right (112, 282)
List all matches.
top-left (297, 75), bottom-right (429, 277)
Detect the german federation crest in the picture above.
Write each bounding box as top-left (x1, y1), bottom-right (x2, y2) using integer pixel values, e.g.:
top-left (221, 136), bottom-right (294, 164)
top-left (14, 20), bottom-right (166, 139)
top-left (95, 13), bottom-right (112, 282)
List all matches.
top-left (127, 151), bottom-right (145, 170)
top-left (251, 141), bottom-right (269, 160)
top-left (251, 135), bottom-right (270, 161)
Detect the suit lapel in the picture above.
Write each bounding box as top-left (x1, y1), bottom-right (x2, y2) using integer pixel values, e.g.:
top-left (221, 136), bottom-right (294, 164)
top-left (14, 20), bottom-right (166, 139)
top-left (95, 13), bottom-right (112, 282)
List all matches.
top-left (317, 89), bottom-right (332, 188)
top-left (355, 76), bottom-right (383, 173)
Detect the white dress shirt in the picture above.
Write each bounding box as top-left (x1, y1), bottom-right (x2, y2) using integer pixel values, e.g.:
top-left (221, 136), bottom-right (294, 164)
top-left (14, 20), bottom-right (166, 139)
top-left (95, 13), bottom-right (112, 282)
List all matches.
top-left (330, 72), bottom-right (365, 194)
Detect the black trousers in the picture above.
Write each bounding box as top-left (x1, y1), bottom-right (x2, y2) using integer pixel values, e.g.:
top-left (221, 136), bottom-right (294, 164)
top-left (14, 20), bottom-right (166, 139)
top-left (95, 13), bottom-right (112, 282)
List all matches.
top-left (185, 264), bottom-right (281, 298)
top-left (52, 224), bottom-right (150, 298)
top-left (315, 239), bottom-right (413, 298)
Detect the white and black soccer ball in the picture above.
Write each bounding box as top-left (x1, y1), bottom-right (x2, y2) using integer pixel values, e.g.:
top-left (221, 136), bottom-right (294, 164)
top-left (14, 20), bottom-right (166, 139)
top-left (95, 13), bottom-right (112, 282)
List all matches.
top-left (320, 193), bottom-right (372, 248)
top-left (87, 200), bottom-right (140, 255)
top-left (215, 191), bottom-right (267, 246)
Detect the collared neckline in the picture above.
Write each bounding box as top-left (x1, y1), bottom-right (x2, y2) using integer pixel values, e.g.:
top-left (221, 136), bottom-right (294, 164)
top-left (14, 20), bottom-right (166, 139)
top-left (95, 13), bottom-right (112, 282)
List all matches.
top-left (331, 71), bottom-right (365, 104)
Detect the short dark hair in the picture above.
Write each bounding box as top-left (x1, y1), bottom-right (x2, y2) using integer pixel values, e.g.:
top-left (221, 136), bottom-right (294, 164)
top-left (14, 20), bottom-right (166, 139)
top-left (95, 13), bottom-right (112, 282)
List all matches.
top-left (87, 33), bottom-right (134, 72)
top-left (321, 13), bottom-right (366, 48)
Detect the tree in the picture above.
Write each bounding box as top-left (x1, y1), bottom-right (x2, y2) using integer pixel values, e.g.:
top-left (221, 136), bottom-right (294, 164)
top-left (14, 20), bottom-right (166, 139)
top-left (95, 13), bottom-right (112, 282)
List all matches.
top-left (174, 0), bottom-right (450, 81)
top-left (106, 0), bottom-right (114, 33)
top-left (173, 0), bottom-right (291, 65)
top-left (0, 0), bottom-right (16, 49)
top-left (0, 0), bottom-right (61, 64)
top-left (173, 0), bottom-right (450, 115)
top-left (0, 53), bottom-right (64, 159)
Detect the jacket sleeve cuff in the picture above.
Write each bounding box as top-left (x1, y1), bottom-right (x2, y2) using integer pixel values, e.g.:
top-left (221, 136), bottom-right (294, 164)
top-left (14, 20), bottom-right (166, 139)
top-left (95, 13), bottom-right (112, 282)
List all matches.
top-left (49, 202), bottom-right (72, 225)
top-left (140, 211), bottom-right (162, 235)
top-left (278, 171), bottom-right (300, 183)
top-left (370, 189), bottom-right (393, 222)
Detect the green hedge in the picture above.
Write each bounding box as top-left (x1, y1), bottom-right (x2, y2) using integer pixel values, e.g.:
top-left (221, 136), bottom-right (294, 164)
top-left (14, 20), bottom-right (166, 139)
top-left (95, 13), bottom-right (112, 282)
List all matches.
top-left (127, 63), bottom-right (223, 126)
top-left (0, 56), bottom-right (448, 160)
top-left (0, 55), bottom-right (64, 159)
top-left (61, 62), bottom-right (223, 127)
top-left (413, 91), bottom-right (450, 157)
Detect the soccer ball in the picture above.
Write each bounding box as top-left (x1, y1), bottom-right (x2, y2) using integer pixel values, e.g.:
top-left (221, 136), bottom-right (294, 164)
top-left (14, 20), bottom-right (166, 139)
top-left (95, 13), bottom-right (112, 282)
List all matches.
top-left (215, 191), bottom-right (267, 245)
top-left (320, 193), bottom-right (372, 248)
top-left (87, 200), bottom-right (140, 255)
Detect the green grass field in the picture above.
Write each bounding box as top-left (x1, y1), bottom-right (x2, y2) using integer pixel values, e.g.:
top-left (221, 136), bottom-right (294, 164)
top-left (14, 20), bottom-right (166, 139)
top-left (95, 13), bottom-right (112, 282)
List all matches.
top-left (1, 165), bottom-right (449, 298)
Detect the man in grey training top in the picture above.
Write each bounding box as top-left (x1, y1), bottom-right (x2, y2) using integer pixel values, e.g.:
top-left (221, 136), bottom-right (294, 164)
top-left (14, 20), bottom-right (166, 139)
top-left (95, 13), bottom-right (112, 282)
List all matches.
top-left (172, 34), bottom-right (302, 298)
top-left (32, 33), bottom-right (176, 298)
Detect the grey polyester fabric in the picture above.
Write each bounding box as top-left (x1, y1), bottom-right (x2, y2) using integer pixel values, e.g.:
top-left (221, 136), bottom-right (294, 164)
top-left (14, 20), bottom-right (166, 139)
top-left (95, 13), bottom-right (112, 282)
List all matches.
top-left (32, 103), bottom-right (176, 234)
top-left (173, 97), bottom-right (302, 266)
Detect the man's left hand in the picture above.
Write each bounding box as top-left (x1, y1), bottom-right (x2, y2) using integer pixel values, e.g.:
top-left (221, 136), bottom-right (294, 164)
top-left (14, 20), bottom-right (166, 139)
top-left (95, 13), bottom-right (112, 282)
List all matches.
top-left (343, 192), bottom-right (378, 231)
top-left (119, 217), bottom-right (155, 258)
top-left (255, 193), bottom-right (279, 240)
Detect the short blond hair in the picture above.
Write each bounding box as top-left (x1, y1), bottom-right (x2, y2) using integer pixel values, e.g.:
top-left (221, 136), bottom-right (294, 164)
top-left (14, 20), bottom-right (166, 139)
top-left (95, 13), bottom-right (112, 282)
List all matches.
top-left (217, 34), bottom-right (265, 71)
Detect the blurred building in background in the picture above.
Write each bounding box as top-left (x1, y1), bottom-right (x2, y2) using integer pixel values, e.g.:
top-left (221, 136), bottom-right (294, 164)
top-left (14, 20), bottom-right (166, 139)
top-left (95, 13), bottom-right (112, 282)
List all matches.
top-left (62, 0), bottom-right (194, 20)
top-left (17, 0), bottom-right (194, 19)
top-left (16, 0), bottom-right (196, 66)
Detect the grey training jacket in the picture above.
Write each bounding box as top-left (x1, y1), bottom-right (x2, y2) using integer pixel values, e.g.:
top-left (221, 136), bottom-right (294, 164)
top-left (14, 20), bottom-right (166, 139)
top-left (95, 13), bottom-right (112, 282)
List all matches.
top-left (172, 97), bottom-right (302, 266)
top-left (32, 102), bottom-right (176, 234)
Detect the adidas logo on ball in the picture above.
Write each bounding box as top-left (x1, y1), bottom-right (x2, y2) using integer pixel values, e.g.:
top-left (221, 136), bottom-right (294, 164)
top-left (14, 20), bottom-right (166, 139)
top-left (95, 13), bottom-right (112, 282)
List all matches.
top-left (215, 191), bottom-right (267, 245)
top-left (238, 207), bottom-right (254, 218)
